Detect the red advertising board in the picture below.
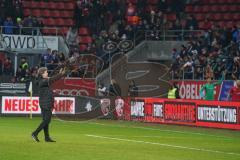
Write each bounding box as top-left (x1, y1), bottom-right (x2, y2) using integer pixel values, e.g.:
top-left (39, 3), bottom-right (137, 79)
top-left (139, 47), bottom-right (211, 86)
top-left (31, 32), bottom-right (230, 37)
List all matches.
top-left (124, 98), bottom-right (240, 130)
top-left (51, 78), bottom-right (96, 97)
top-left (1, 96), bottom-right (75, 114)
top-left (171, 80), bottom-right (221, 100)
top-left (196, 100), bottom-right (239, 130)
top-left (164, 101), bottom-right (196, 123)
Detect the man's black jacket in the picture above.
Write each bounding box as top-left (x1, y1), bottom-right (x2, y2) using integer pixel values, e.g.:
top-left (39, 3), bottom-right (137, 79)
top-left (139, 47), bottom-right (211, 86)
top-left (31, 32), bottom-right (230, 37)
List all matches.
top-left (38, 73), bottom-right (63, 110)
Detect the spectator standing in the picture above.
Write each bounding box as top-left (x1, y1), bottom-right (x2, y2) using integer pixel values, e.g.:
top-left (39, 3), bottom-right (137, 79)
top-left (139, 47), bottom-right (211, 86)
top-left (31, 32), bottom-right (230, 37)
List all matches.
top-left (168, 83), bottom-right (179, 99)
top-left (128, 80), bottom-right (138, 97)
top-left (19, 57), bottom-right (29, 82)
top-left (200, 72), bottom-right (225, 100)
top-left (66, 27), bottom-right (79, 47)
top-left (22, 15), bottom-right (34, 35)
top-left (228, 80), bottom-right (240, 101)
top-left (57, 52), bottom-right (66, 63)
top-left (41, 48), bottom-right (52, 67)
top-left (3, 16), bottom-right (14, 34)
top-left (13, 0), bottom-right (23, 18)
top-left (3, 57), bottom-right (12, 75)
top-left (185, 14), bottom-right (198, 30)
top-left (15, 17), bottom-right (23, 34)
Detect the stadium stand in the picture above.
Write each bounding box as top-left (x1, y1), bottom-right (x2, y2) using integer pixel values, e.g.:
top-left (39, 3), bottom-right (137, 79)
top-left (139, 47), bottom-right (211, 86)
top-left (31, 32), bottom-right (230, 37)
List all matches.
top-left (1, 0), bottom-right (240, 84)
top-left (22, 0), bottom-right (75, 35)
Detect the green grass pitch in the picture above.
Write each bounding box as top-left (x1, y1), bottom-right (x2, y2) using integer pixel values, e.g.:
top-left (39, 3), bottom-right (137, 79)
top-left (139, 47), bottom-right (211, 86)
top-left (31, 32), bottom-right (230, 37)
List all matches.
top-left (0, 117), bottom-right (240, 160)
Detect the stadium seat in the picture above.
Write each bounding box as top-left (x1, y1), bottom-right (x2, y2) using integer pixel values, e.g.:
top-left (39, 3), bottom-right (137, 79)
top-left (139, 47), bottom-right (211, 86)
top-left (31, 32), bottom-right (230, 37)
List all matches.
top-left (55, 18), bottom-right (65, 26)
top-left (61, 27), bottom-right (69, 35)
top-left (218, 0), bottom-right (228, 3)
top-left (79, 44), bottom-right (88, 52)
top-left (210, 5), bottom-right (220, 12)
top-left (48, 2), bottom-right (57, 9)
top-left (185, 5), bottom-right (193, 13)
top-left (202, 5), bottom-right (211, 13)
top-left (233, 13), bottom-right (240, 21)
top-left (52, 10), bottom-right (61, 18)
top-left (226, 21), bottom-right (234, 29)
top-left (227, 0), bottom-right (235, 3)
top-left (218, 21), bottom-right (225, 28)
top-left (195, 14), bottom-right (205, 21)
top-left (65, 3), bottom-right (75, 10)
top-left (211, 13), bottom-right (221, 21)
top-left (23, 9), bottom-right (31, 16)
top-left (229, 5), bottom-right (237, 12)
top-left (223, 13), bottom-right (231, 21)
top-left (32, 9), bottom-right (41, 17)
top-left (209, 0), bottom-right (218, 3)
top-left (56, 2), bottom-right (65, 10)
top-left (201, 0), bottom-right (209, 4)
top-left (193, 6), bottom-right (202, 13)
top-left (79, 36), bottom-right (93, 44)
top-left (43, 18), bottom-right (55, 26)
top-left (220, 5), bottom-right (228, 12)
top-left (198, 21), bottom-right (206, 30)
top-left (65, 19), bottom-right (74, 26)
top-left (127, 0), bottom-right (138, 4)
top-left (147, 0), bottom-right (158, 5)
top-left (42, 10), bottom-right (50, 17)
top-left (167, 14), bottom-right (176, 21)
top-left (30, 1), bottom-right (38, 9)
top-left (22, 1), bottom-right (31, 8)
top-left (79, 27), bottom-right (90, 36)
top-left (39, 1), bottom-right (47, 9)
top-left (62, 11), bottom-right (73, 18)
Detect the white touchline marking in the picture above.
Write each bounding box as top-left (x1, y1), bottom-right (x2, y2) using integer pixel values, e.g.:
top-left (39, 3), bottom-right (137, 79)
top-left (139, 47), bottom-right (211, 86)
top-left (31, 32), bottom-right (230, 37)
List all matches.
top-left (55, 119), bottom-right (236, 140)
top-left (86, 134), bottom-right (240, 156)
top-left (85, 134), bottom-right (163, 138)
top-left (86, 122), bottom-right (235, 140)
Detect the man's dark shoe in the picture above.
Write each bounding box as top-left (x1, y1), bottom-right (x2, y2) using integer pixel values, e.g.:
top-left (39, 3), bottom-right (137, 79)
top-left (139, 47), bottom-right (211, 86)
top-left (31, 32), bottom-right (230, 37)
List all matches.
top-left (45, 138), bottom-right (56, 142)
top-left (31, 133), bottom-right (40, 142)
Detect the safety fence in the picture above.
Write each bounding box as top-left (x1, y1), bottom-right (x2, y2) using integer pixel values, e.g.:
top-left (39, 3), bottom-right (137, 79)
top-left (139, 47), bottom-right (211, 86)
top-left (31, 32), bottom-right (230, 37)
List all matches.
top-left (0, 95), bottom-right (239, 130)
top-left (123, 97), bottom-right (240, 130)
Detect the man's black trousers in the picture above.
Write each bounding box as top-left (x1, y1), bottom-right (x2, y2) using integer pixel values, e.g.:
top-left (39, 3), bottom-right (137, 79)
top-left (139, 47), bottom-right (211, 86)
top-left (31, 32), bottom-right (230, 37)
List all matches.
top-left (33, 109), bottom-right (52, 139)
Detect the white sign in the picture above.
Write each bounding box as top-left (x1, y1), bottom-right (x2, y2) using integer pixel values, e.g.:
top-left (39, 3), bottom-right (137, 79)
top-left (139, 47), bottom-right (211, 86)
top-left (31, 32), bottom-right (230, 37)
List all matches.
top-left (53, 97), bottom-right (75, 114)
top-left (1, 96), bottom-right (75, 114)
top-left (153, 103), bottom-right (163, 117)
top-left (131, 101), bottom-right (144, 117)
top-left (2, 96), bottom-right (40, 114)
top-left (2, 34), bottom-right (58, 50)
top-left (198, 106), bottom-right (237, 123)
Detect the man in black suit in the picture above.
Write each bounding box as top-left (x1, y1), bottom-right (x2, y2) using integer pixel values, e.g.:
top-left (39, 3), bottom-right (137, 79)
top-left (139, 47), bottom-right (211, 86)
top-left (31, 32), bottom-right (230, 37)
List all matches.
top-left (31, 67), bottom-right (65, 142)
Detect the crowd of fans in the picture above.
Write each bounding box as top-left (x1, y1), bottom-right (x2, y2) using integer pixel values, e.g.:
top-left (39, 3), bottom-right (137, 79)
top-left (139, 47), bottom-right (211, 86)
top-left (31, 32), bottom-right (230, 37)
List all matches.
top-left (0, 0), bottom-right (44, 35)
top-left (1, 0), bottom-right (240, 82)
top-left (0, 48), bottom-right (66, 83)
top-left (69, 0), bottom-right (193, 66)
top-left (170, 23), bottom-right (240, 80)
top-left (73, 0), bottom-right (187, 35)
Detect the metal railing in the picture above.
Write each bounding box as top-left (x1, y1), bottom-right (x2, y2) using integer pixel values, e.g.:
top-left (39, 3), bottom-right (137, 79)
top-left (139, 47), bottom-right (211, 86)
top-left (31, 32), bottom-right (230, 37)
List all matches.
top-left (171, 65), bottom-right (236, 80)
top-left (134, 29), bottom-right (203, 46)
top-left (0, 26), bottom-right (60, 36)
top-left (171, 67), bottom-right (205, 80)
